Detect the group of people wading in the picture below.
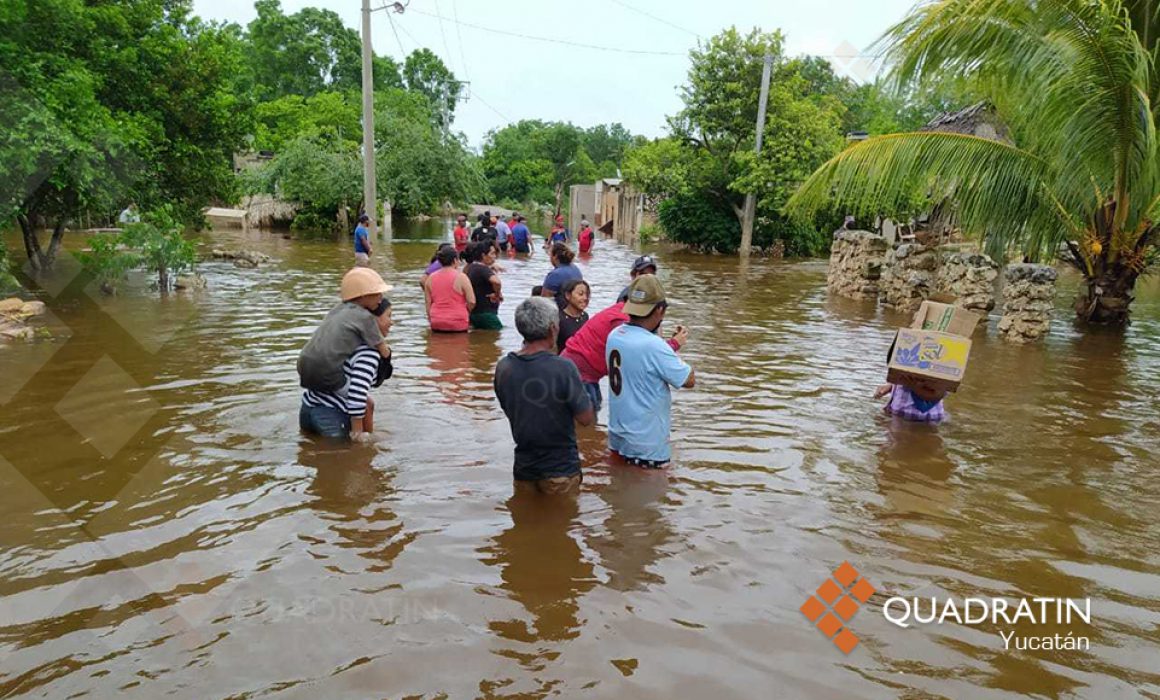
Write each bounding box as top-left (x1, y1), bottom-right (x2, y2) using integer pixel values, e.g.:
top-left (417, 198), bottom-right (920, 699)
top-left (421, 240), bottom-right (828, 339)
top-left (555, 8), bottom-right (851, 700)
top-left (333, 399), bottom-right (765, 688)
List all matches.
top-left (297, 215), bottom-right (694, 493)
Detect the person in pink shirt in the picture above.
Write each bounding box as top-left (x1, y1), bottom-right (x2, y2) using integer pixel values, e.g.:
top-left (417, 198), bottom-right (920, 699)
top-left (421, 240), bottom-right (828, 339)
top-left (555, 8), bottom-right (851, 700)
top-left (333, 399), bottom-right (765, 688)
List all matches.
top-left (423, 246), bottom-right (476, 332)
top-left (560, 299), bottom-right (687, 412)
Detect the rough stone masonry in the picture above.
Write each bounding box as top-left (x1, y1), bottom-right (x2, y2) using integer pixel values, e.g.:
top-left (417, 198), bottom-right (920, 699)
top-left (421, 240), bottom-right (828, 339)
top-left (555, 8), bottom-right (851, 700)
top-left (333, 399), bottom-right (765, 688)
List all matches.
top-left (827, 230), bottom-right (889, 301)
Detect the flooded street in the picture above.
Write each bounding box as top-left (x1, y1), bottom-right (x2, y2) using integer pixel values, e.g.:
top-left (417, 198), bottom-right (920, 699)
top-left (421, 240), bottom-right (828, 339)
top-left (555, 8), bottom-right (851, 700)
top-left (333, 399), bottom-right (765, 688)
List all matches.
top-left (1, 225), bottom-right (1159, 699)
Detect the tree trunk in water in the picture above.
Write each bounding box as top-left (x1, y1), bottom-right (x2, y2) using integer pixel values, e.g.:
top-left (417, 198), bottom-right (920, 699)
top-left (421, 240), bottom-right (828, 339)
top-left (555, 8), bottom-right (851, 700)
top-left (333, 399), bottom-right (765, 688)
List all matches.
top-left (158, 266), bottom-right (170, 293)
top-left (18, 214), bottom-right (43, 271)
top-left (17, 215), bottom-right (66, 271)
top-left (44, 219), bottom-right (66, 269)
top-left (1074, 265), bottom-right (1138, 325)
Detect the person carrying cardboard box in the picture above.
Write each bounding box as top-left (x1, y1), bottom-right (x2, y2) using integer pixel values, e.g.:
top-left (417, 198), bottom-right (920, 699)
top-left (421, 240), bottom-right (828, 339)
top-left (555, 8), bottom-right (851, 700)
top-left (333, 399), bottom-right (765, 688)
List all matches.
top-left (876, 296), bottom-right (981, 423)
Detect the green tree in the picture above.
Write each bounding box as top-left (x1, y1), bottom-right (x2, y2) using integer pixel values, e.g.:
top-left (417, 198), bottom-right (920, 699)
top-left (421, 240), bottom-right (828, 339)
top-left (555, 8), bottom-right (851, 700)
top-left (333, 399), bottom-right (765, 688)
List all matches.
top-left (79, 207), bottom-right (196, 293)
top-left (252, 91), bottom-right (362, 152)
top-left (245, 0), bottom-right (401, 100)
top-left (630, 27), bottom-right (845, 255)
top-left (0, 0), bottom-right (249, 270)
top-left (789, 0), bottom-right (1160, 325)
top-left (402, 48), bottom-right (461, 129)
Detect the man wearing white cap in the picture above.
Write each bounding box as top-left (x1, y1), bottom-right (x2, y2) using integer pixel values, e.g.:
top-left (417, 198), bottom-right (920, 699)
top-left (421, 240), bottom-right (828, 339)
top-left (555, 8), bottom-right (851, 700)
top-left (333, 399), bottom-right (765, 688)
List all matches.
top-left (605, 274), bottom-right (694, 467)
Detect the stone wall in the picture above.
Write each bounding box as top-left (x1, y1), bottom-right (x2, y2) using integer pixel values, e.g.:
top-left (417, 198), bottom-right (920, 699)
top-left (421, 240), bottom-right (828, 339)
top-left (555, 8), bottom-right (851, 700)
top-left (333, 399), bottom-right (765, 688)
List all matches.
top-left (827, 230), bottom-right (888, 300)
top-left (998, 264), bottom-right (1058, 343)
top-left (879, 242), bottom-right (939, 312)
top-left (937, 252), bottom-right (999, 314)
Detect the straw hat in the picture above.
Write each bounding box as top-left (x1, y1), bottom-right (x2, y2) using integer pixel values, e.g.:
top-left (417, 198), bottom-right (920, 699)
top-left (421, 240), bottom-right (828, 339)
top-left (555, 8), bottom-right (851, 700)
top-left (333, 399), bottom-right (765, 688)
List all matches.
top-left (340, 267), bottom-right (393, 301)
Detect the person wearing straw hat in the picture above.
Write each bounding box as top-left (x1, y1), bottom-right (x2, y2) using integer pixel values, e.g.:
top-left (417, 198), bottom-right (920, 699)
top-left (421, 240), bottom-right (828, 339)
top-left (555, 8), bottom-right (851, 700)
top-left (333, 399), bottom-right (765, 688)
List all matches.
top-left (298, 267), bottom-right (394, 393)
top-left (605, 274), bottom-right (694, 468)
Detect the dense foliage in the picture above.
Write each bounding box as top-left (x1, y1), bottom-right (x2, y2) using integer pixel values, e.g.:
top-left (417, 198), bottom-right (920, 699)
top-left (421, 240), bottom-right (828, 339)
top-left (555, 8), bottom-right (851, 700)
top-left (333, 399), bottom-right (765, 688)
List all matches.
top-left (789, 0), bottom-right (1160, 324)
top-left (624, 28), bottom-right (953, 257)
top-left (0, 0), bottom-right (252, 269)
top-left (481, 121), bottom-right (643, 212)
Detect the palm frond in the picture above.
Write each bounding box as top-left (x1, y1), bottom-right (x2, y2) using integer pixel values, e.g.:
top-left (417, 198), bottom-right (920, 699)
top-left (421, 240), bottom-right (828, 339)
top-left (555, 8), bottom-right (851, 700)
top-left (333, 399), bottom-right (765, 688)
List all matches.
top-left (877, 0), bottom-right (1158, 234)
top-left (787, 131), bottom-right (1066, 258)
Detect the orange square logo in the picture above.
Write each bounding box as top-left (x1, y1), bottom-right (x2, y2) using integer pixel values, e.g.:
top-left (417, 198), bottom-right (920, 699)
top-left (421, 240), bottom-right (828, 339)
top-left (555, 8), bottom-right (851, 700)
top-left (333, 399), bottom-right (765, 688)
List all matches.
top-left (801, 561), bottom-right (875, 655)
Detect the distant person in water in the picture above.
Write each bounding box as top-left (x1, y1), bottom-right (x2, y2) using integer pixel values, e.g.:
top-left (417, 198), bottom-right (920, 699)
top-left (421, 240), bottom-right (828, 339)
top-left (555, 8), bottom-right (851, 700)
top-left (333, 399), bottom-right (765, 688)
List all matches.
top-left (495, 214), bottom-right (512, 253)
top-left (353, 214), bottom-right (372, 266)
top-left (541, 243), bottom-right (583, 310)
top-left (577, 219), bottom-right (594, 254)
top-left (300, 293), bottom-right (394, 442)
top-left (453, 214), bottom-right (472, 252)
top-left (473, 215), bottom-right (499, 244)
top-left (423, 245), bottom-right (476, 332)
top-left (875, 380), bottom-right (948, 423)
top-left (464, 241), bottom-right (504, 330)
top-left (556, 279), bottom-right (590, 353)
top-left (494, 297), bottom-right (595, 494)
top-left (546, 215), bottom-right (569, 248)
top-left (617, 255), bottom-right (659, 302)
top-left (511, 216), bottom-right (532, 254)
top-left (606, 274), bottom-right (695, 468)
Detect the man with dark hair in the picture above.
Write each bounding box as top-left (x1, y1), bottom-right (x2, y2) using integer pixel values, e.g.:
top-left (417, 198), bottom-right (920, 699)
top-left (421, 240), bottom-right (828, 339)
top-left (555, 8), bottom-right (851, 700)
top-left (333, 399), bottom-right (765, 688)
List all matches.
top-left (605, 274), bottom-right (694, 468)
top-left (494, 298), bottom-right (595, 494)
top-left (353, 214), bottom-right (372, 266)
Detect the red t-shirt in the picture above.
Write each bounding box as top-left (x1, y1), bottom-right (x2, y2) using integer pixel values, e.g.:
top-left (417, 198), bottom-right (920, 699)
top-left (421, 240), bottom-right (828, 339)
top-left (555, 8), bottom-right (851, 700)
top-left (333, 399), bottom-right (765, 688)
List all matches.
top-left (578, 227), bottom-right (594, 252)
top-left (560, 301), bottom-right (678, 383)
top-left (453, 226), bottom-right (469, 251)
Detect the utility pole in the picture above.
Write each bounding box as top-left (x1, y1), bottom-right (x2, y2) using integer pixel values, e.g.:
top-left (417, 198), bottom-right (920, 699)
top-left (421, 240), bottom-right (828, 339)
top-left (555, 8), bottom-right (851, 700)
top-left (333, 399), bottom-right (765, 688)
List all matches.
top-left (740, 52), bottom-right (773, 258)
top-left (360, 0), bottom-right (378, 238)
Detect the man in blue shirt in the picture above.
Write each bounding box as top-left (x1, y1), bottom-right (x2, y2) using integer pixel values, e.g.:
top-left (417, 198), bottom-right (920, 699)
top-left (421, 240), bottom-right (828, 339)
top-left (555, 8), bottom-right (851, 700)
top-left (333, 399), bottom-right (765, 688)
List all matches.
top-left (510, 216), bottom-right (532, 254)
top-left (495, 214), bottom-right (512, 252)
top-left (353, 214), bottom-right (372, 266)
top-left (605, 274), bottom-right (695, 467)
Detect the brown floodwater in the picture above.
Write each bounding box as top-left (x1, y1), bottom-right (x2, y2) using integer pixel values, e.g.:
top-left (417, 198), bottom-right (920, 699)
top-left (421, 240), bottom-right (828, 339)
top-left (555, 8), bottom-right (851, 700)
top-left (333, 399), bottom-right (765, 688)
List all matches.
top-left (1, 223), bottom-right (1159, 699)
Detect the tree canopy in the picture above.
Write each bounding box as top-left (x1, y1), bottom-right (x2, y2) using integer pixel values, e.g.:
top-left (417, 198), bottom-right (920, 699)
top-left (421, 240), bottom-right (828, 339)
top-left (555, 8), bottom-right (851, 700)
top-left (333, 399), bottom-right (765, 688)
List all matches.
top-left (789, 0), bottom-right (1160, 324)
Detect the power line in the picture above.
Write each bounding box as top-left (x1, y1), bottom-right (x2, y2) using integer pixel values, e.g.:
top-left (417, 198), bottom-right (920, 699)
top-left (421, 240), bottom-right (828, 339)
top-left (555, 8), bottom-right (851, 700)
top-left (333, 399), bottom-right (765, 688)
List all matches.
top-left (451, 0), bottom-right (471, 83)
top-left (433, 0), bottom-right (455, 73)
top-left (608, 0), bottom-right (701, 39)
top-left (407, 7), bottom-right (879, 61)
top-left (394, 14), bottom-right (509, 124)
top-left (408, 7), bottom-right (688, 56)
top-left (386, 11), bottom-right (408, 56)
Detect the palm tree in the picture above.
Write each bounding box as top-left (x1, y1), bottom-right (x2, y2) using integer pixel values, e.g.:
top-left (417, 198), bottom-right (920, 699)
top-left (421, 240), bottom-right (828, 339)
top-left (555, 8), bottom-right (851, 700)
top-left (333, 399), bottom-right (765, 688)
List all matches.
top-left (789, 0), bottom-right (1160, 325)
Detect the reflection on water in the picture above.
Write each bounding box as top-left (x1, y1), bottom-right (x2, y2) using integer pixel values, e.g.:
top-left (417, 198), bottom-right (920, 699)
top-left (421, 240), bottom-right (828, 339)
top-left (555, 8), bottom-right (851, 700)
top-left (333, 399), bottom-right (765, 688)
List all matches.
top-left (1, 226), bottom-right (1159, 698)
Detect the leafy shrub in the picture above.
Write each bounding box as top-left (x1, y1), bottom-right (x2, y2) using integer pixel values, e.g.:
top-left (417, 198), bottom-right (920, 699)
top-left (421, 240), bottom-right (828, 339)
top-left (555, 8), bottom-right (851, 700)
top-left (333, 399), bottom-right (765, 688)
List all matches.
top-left (80, 207), bottom-right (196, 293)
top-left (658, 192), bottom-right (741, 253)
top-left (0, 238), bottom-right (19, 294)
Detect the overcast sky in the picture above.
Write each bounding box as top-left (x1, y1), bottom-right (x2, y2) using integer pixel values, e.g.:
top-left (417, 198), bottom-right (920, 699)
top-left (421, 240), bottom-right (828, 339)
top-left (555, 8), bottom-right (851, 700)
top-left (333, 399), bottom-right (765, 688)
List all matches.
top-left (190, 0), bottom-right (917, 148)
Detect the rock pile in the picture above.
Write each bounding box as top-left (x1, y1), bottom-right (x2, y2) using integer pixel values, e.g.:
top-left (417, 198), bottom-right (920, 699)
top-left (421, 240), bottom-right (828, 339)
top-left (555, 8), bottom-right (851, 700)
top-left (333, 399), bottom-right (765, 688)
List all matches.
top-left (998, 264), bottom-right (1057, 343)
top-left (0, 298), bottom-right (47, 342)
top-left (937, 252), bottom-right (999, 313)
top-left (210, 249), bottom-right (271, 268)
top-left (879, 242), bottom-right (940, 312)
top-left (827, 230), bottom-right (889, 300)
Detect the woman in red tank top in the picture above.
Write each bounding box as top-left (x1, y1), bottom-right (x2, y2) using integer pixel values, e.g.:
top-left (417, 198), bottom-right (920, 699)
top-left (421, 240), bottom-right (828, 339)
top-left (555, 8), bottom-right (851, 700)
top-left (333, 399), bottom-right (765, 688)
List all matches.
top-left (423, 246), bottom-right (475, 332)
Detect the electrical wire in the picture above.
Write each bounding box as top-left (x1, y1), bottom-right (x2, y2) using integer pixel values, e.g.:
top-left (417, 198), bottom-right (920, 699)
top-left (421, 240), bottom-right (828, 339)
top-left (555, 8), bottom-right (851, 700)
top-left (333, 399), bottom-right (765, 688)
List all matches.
top-left (433, 0), bottom-right (455, 73)
top-left (408, 7), bottom-right (688, 56)
top-left (608, 0), bottom-right (700, 39)
top-left (451, 0), bottom-right (472, 83)
top-left (407, 7), bottom-right (879, 61)
top-left (386, 11), bottom-right (408, 56)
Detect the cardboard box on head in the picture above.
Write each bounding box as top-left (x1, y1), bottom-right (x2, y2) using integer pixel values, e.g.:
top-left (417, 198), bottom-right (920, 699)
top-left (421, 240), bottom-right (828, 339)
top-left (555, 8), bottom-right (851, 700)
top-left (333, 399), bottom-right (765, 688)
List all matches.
top-left (911, 294), bottom-right (982, 337)
top-left (887, 327), bottom-right (972, 393)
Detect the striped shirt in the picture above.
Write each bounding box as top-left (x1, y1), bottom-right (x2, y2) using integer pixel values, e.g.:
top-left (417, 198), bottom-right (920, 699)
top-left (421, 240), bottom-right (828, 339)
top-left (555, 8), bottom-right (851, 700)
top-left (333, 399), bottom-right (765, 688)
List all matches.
top-left (302, 346), bottom-right (380, 417)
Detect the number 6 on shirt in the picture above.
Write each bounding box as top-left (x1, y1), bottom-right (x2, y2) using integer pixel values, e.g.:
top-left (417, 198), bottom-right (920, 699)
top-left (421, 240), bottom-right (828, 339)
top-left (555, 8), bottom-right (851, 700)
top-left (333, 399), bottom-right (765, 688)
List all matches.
top-left (608, 349), bottom-right (623, 396)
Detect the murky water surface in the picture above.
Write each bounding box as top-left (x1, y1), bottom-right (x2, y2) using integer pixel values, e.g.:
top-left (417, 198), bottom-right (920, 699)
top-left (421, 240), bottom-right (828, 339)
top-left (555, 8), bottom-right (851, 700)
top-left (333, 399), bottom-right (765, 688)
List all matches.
top-left (1, 222), bottom-right (1158, 699)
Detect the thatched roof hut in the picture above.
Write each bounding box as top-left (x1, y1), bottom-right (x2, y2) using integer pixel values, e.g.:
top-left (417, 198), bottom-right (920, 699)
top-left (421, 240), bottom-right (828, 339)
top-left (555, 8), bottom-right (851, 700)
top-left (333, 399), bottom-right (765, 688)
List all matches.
top-left (244, 194), bottom-right (299, 229)
top-left (919, 103), bottom-right (1012, 144)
